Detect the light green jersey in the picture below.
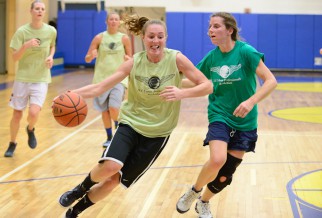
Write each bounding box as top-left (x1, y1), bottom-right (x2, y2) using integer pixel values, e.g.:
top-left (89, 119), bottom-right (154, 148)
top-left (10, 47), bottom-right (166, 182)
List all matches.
top-left (197, 41), bottom-right (264, 131)
top-left (119, 48), bottom-right (183, 137)
top-left (92, 31), bottom-right (127, 86)
top-left (10, 23), bottom-right (56, 83)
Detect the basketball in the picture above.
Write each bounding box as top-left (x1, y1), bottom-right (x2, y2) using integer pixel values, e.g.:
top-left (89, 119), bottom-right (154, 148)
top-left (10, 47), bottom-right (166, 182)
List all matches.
top-left (52, 92), bottom-right (88, 127)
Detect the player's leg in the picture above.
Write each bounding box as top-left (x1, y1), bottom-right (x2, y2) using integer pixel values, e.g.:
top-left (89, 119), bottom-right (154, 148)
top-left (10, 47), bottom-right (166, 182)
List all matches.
top-left (26, 83), bottom-right (48, 149)
top-left (93, 90), bottom-right (113, 147)
top-left (4, 82), bottom-right (27, 157)
top-left (59, 161), bottom-right (122, 208)
top-left (4, 109), bottom-right (23, 157)
top-left (65, 173), bottom-right (121, 217)
top-left (108, 83), bottom-right (125, 129)
top-left (102, 110), bottom-right (113, 147)
top-left (102, 84), bottom-right (125, 148)
top-left (195, 128), bottom-right (257, 217)
top-left (195, 151), bottom-right (243, 218)
top-left (176, 122), bottom-right (229, 213)
top-left (59, 124), bottom-right (133, 208)
top-left (26, 104), bottom-right (41, 148)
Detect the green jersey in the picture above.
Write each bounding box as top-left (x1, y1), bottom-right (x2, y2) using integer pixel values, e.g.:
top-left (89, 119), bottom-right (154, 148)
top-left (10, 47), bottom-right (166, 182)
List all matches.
top-left (92, 31), bottom-right (127, 86)
top-left (197, 41), bottom-right (264, 131)
top-left (119, 48), bottom-right (183, 137)
top-left (10, 23), bottom-right (56, 83)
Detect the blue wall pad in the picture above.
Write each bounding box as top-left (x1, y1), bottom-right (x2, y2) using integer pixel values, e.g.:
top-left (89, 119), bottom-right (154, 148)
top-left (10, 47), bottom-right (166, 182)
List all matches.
top-left (314, 16), bottom-right (322, 69)
top-left (295, 15), bottom-right (314, 69)
top-left (57, 10), bottom-right (107, 66)
top-left (277, 15), bottom-right (296, 69)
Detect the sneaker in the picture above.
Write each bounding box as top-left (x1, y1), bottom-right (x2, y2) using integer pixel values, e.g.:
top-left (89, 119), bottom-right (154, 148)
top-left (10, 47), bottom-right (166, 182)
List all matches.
top-left (4, 142), bottom-right (17, 157)
top-left (102, 140), bottom-right (111, 148)
top-left (65, 208), bottom-right (79, 218)
top-left (176, 186), bottom-right (202, 213)
top-left (26, 126), bottom-right (37, 149)
top-left (195, 199), bottom-right (213, 218)
top-left (59, 184), bottom-right (86, 207)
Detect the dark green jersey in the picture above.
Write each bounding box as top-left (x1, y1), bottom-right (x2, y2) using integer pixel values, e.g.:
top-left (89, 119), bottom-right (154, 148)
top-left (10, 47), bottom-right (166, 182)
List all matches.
top-left (197, 41), bottom-right (264, 131)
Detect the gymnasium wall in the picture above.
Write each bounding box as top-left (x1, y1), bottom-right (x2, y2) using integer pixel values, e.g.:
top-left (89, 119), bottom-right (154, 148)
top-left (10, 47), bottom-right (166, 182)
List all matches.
top-left (56, 9), bottom-right (322, 70)
top-left (104, 0), bottom-right (322, 14)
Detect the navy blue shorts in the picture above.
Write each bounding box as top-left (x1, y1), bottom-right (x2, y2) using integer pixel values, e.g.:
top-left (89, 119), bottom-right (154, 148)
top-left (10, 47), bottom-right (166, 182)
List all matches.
top-left (203, 121), bottom-right (257, 152)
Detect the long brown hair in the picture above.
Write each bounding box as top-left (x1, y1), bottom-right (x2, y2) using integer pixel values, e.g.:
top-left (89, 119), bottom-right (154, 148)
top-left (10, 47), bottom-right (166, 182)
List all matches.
top-left (122, 15), bottom-right (167, 36)
top-left (211, 12), bottom-right (240, 41)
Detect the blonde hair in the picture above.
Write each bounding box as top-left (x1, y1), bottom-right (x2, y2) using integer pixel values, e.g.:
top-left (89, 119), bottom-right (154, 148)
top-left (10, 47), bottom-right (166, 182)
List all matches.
top-left (31, 0), bottom-right (43, 9)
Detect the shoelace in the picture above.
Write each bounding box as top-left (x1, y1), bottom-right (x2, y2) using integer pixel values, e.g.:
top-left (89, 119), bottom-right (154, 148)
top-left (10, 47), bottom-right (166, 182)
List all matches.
top-left (183, 190), bottom-right (198, 202)
top-left (199, 201), bottom-right (211, 215)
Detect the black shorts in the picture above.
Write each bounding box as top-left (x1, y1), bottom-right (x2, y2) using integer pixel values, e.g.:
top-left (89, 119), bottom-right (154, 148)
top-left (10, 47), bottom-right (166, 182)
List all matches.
top-left (99, 123), bottom-right (170, 188)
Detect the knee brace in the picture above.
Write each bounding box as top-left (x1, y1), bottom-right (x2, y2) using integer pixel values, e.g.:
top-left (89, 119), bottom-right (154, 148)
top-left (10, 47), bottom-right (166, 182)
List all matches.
top-left (207, 153), bottom-right (242, 194)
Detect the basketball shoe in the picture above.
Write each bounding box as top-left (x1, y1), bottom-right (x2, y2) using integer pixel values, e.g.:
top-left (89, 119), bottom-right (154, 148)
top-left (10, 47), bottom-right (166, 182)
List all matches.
top-left (59, 184), bottom-right (86, 207)
top-left (26, 126), bottom-right (37, 149)
top-left (176, 186), bottom-right (201, 213)
top-left (102, 140), bottom-right (111, 148)
top-left (195, 199), bottom-right (213, 218)
top-left (4, 142), bottom-right (17, 157)
top-left (65, 208), bottom-right (79, 218)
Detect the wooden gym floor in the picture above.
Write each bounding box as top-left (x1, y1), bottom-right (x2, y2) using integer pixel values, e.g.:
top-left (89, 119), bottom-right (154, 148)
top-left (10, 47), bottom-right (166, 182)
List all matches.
top-left (0, 69), bottom-right (321, 218)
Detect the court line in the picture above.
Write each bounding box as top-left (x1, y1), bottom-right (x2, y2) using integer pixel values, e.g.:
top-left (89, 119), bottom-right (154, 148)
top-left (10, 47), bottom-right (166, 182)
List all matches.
top-left (1, 160), bottom-right (321, 185)
top-left (138, 133), bottom-right (188, 218)
top-left (0, 115), bottom-right (101, 182)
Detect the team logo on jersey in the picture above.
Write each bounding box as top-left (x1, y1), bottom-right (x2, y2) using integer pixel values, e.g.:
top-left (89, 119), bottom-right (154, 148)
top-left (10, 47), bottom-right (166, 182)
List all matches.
top-left (135, 74), bottom-right (175, 89)
top-left (108, 42), bottom-right (116, 50)
top-left (210, 64), bottom-right (241, 78)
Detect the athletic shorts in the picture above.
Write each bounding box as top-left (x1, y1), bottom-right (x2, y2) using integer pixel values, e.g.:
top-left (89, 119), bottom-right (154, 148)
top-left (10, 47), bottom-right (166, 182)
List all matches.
top-left (9, 81), bottom-right (48, 110)
top-left (93, 83), bottom-right (125, 112)
top-left (203, 121), bottom-right (257, 152)
top-left (98, 123), bottom-right (170, 188)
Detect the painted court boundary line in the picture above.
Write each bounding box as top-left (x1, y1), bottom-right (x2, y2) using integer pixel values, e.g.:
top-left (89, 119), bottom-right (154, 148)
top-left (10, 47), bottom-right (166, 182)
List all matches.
top-left (0, 115), bottom-right (101, 182)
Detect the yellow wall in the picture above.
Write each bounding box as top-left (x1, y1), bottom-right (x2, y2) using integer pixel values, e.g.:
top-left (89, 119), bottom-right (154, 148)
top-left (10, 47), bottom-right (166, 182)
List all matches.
top-left (6, 0), bottom-right (49, 75)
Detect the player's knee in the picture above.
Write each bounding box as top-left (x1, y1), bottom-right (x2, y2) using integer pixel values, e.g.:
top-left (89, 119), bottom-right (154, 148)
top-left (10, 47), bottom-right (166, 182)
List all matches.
top-left (12, 110), bottom-right (23, 121)
top-left (109, 107), bottom-right (119, 120)
top-left (100, 160), bottom-right (122, 176)
top-left (28, 105), bottom-right (41, 118)
top-left (208, 156), bottom-right (226, 171)
top-left (207, 153), bottom-right (242, 194)
top-left (107, 173), bottom-right (121, 187)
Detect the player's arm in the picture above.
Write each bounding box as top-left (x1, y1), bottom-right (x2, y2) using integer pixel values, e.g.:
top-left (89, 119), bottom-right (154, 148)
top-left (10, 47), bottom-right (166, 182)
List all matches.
top-left (84, 34), bottom-right (102, 63)
top-left (181, 78), bottom-right (197, 88)
top-left (249, 60), bottom-right (277, 105)
top-left (160, 53), bottom-right (212, 101)
top-left (72, 59), bottom-right (133, 98)
top-left (45, 44), bottom-right (56, 69)
top-left (122, 34), bottom-right (133, 61)
top-left (12, 38), bottom-right (40, 61)
top-left (233, 59), bottom-right (277, 118)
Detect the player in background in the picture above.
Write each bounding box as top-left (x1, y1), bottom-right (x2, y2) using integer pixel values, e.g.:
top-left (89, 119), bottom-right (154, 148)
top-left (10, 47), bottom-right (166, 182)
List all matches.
top-left (85, 11), bottom-right (132, 148)
top-left (4, 0), bottom-right (56, 157)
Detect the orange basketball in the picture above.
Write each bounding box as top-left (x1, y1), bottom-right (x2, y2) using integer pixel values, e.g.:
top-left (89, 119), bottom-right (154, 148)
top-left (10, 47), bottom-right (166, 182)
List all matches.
top-left (52, 92), bottom-right (88, 127)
